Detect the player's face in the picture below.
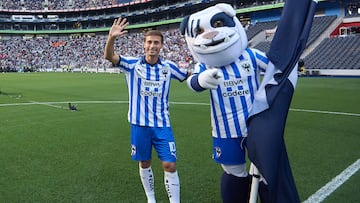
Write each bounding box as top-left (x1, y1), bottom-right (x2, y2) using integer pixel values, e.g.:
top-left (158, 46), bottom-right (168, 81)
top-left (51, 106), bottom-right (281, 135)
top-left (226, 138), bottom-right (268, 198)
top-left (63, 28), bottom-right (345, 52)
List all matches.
top-left (144, 35), bottom-right (163, 57)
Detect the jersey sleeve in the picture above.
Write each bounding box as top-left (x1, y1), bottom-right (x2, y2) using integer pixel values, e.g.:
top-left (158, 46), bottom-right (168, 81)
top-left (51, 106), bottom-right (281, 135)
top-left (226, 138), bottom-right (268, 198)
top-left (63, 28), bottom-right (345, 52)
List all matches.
top-left (249, 48), bottom-right (269, 73)
top-left (168, 60), bottom-right (189, 82)
top-left (118, 55), bottom-right (139, 72)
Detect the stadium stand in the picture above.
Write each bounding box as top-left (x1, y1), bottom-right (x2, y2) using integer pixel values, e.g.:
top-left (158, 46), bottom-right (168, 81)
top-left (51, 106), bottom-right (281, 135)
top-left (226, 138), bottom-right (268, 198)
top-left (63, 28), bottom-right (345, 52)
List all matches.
top-left (251, 15), bottom-right (338, 53)
top-left (245, 20), bottom-right (278, 40)
top-left (304, 35), bottom-right (360, 70)
top-left (0, 0), bottom-right (359, 76)
top-left (0, 0), bottom-right (117, 10)
top-left (253, 41), bottom-right (271, 53)
top-left (306, 15), bottom-right (337, 47)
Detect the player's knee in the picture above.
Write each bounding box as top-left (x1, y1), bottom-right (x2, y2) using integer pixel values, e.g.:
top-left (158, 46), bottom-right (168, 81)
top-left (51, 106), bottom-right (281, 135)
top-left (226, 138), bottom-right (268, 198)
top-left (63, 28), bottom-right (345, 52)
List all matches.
top-left (162, 162), bottom-right (176, 172)
top-left (139, 160), bottom-right (151, 169)
top-left (221, 164), bottom-right (248, 177)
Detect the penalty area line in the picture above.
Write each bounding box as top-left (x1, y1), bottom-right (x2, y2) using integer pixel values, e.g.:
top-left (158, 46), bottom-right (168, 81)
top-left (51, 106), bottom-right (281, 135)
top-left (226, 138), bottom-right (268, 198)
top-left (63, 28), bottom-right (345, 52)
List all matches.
top-left (303, 158), bottom-right (360, 203)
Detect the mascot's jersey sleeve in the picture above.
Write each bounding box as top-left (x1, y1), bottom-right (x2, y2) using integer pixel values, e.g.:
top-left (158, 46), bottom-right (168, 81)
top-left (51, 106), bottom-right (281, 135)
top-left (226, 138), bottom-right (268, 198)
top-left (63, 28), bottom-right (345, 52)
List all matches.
top-left (188, 48), bottom-right (269, 138)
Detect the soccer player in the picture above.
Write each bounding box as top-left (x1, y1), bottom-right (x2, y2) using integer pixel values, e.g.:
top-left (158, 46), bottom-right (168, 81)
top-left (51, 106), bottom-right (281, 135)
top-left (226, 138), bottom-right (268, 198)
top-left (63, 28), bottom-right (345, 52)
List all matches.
top-left (104, 18), bottom-right (189, 203)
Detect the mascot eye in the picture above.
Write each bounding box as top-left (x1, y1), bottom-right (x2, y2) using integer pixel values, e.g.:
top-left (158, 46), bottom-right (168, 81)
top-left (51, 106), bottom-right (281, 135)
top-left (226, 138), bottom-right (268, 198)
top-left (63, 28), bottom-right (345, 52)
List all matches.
top-left (213, 20), bottom-right (224, 28)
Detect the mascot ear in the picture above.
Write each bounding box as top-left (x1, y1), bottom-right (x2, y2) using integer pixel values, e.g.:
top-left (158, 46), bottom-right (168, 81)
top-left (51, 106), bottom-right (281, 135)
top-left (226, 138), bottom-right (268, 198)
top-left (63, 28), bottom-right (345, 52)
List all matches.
top-left (180, 15), bottom-right (190, 35)
top-left (215, 3), bottom-right (236, 17)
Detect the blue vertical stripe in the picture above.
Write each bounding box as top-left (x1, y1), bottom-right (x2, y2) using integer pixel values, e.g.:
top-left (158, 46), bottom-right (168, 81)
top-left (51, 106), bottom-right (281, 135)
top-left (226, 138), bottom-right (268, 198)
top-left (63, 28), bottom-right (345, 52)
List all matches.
top-left (239, 85), bottom-right (249, 122)
top-left (231, 63), bottom-right (241, 79)
top-left (246, 49), bottom-right (259, 90)
top-left (248, 75), bottom-right (255, 102)
top-left (136, 78), bottom-right (142, 125)
top-left (155, 64), bottom-right (160, 81)
top-left (222, 66), bottom-right (230, 80)
top-left (161, 81), bottom-right (167, 127)
top-left (219, 68), bottom-right (231, 138)
top-left (128, 70), bottom-right (134, 123)
top-left (210, 92), bottom-right (221, 138)
top-left (229, 96), bottom-right (242, 136)
top-left (153, 96), bottom-right (157, 127)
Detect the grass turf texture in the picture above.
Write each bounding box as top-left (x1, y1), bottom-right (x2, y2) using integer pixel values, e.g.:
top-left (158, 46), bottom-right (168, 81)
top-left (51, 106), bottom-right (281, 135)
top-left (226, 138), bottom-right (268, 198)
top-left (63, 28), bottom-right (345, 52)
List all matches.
top-left (0, 72), bottom-right (359, 202)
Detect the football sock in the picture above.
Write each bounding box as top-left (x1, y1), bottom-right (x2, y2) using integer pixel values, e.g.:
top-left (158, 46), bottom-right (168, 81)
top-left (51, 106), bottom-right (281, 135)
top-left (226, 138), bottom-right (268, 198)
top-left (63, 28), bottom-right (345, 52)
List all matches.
top-left (221, 172), bottom-right (250, 203)
top-left (164, 171), bottom-right (180, 203)
top-left (139, 166), bottom-right (156, 203)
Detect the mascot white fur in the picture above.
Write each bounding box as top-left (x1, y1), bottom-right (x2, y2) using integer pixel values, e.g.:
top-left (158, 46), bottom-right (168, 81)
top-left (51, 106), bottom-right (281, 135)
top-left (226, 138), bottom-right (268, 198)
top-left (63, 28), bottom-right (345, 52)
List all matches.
top-left (180, 0), bottom-right (317, 202)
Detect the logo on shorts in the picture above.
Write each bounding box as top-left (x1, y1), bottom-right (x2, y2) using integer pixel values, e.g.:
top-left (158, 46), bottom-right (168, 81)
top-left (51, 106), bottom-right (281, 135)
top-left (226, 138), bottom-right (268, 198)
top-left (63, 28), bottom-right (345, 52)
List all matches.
top-left (131, 144), bottom-right (136, 156)
top-left (215, 147), bottom-right (221, 158)
top-left (169, 142), bottom-right (177, 158)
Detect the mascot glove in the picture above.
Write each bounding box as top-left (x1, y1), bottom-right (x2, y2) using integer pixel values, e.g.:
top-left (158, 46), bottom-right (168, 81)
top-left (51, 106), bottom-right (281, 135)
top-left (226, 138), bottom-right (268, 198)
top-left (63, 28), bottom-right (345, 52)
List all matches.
top-left (198, 69), bottom-right (221, 89)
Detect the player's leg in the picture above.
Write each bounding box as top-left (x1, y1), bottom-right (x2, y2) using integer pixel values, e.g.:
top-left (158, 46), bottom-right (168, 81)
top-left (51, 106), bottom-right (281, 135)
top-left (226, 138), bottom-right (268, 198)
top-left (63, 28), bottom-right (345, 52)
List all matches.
top-left (131, 124), bottom-right (156, 203)
top-left (221, 164), bottom-right (251, 203)
top-left (163, 162), bottom-right (180, 203)
top-left (153, 127), bottom-right (180, 203)
top-left (213, 137), bottom-right (250, 203)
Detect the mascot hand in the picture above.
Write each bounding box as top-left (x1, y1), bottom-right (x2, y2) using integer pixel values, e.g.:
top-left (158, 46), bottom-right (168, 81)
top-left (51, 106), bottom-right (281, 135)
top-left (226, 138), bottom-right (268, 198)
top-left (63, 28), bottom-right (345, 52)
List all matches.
top-left (198, 69), bottom-right (221, 89)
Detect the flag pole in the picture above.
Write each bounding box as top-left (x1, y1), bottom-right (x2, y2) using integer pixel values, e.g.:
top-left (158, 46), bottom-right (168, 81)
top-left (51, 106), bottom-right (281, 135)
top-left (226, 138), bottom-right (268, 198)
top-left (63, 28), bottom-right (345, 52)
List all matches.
top-left (249, 163), bottom-right (260, 203)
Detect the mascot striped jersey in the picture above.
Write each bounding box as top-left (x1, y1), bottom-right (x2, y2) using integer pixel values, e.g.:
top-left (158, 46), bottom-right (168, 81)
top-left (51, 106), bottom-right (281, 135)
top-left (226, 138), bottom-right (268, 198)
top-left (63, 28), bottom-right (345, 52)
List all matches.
top-left (180, 3), bottom-right (269, 139)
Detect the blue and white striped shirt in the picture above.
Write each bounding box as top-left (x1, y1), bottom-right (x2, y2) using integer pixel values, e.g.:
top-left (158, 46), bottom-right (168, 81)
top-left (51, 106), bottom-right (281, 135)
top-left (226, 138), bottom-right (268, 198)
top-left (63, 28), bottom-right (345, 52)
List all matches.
top-left (118, 56), bottom-right (188, 127)
top-left (189, 48), bottom-right (268, 138)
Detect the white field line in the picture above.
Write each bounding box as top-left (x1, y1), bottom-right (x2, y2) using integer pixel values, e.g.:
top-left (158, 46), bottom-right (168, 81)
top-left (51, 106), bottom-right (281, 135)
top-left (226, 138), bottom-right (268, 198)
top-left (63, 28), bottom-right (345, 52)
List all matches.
top-left (0, 100), bottom-right (359, 201)
top-left (28, 100), bottom-right (66, 109)
top-left (303, 159), bottom-right (360, 203)
top-left (0, 100), bottom-right (128, 107)
top-left (0, 101), bottom-right (359, 117)
top-left (291, 108), bottom-right (360, 117)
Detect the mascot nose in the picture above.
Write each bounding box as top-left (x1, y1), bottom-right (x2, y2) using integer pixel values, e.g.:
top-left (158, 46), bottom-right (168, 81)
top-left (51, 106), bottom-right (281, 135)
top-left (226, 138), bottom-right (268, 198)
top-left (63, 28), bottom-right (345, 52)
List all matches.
top-left (202, 31), bottom-right (219, 39)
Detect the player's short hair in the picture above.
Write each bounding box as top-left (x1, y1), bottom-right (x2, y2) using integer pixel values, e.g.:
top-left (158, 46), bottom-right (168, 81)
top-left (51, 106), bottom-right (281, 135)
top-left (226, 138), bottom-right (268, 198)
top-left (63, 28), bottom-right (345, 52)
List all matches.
top-left (144, 30), bottom-right (164, 44)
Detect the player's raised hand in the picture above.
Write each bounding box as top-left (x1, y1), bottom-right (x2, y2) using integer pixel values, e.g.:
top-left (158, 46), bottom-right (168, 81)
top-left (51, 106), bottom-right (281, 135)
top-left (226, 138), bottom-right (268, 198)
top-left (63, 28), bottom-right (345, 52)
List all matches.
top-left (109, 18), bottom-right (129, 38)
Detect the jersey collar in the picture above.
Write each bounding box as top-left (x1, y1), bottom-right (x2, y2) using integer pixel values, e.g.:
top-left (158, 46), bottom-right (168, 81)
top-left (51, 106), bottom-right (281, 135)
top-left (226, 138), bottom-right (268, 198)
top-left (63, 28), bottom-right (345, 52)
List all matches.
top-left (141, 56), bottom-right (163, 66)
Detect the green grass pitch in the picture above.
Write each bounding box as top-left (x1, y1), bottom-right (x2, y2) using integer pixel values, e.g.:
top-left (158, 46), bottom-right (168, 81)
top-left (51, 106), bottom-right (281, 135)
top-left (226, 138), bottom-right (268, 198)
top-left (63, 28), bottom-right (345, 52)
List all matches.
top-left (0, 72), bottom-right (359, 202)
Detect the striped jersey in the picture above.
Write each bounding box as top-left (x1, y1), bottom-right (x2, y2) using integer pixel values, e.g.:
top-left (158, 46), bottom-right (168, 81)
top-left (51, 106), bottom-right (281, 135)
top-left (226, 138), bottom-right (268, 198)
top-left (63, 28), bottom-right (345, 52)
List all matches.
top-left (191, 48), bottom-right (269, 138)
top-left (118, 56), bottom-right (188, 127)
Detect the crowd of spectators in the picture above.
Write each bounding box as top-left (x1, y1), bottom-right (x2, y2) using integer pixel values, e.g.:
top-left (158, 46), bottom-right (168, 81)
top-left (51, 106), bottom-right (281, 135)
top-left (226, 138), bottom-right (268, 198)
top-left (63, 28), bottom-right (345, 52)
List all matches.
top-left (0, 29), bottom-right (193, 72)
top-left (1, 0), bottom-right (120, 10)
top-left (1, 0), bottom-right (285, 11)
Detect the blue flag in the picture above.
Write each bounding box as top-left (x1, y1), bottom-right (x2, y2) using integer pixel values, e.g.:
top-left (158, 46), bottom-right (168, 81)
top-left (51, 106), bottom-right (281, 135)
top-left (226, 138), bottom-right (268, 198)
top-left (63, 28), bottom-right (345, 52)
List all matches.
top-left (247, 0), bottom-right (318, 202)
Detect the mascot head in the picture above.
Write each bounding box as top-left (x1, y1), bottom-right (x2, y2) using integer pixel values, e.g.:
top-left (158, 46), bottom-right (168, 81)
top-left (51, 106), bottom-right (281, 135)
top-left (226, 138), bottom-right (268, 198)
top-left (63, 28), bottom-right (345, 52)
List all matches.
top-left (180, 3), bottom-right (248, 67)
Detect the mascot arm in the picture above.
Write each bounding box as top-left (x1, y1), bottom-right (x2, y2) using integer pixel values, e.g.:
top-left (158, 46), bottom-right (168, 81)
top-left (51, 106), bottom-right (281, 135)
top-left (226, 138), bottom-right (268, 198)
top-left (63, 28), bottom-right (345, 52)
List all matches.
top-left (249, 48), bottom-right (269, 73)
top-left (186, 69), bottom-right (221, 91)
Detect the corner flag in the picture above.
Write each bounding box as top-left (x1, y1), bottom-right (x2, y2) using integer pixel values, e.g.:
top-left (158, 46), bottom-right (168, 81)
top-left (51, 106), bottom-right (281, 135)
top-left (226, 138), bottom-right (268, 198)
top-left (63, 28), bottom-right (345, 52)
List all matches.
top-left (247, 0), bottom-right (318, 202)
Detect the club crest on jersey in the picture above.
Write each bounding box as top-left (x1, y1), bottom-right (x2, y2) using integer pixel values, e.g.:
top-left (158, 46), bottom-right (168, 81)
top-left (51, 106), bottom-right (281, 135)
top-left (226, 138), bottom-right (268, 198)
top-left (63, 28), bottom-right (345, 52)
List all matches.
top-left (162, 69), bottom-right (168, 78)
top-left (131, 144), bottom-right (136, 156)
top-left (241, 62), bottom-right (251, 72)
top-left (215, 147), bottom-right (221, 158)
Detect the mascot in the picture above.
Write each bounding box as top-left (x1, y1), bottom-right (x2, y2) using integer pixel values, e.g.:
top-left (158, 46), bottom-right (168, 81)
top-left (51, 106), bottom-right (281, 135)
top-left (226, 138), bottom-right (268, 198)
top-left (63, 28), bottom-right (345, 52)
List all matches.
top-left (180, 3), bottom-right (268, 203)
top-left (180, 1), bottom-right (317, 202)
